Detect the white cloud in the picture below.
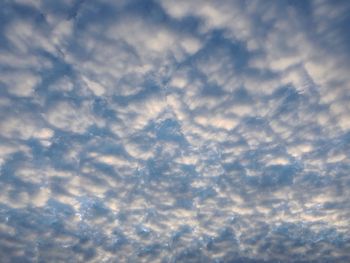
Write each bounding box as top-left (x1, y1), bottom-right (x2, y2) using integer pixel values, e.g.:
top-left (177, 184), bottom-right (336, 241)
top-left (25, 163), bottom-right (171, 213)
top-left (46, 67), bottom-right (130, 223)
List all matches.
top-left (45, 101), bottom-right (100, 134)
top-left (0, 143), bottom-right (30, 167)
top-left (195, 114), bottom-right (238, 131)
top-left (0, 113), bottom-right (54, 143)
top-left (0, 71), bottom-right (40, 97)
top-left (0, 1), bottom-right (349, 262)
top-left (6, 20), bottom-right (56, 55)
top-left (124, 142), bottom-right (154, 161)
top-left (82, 76), bottom-right (106, 96)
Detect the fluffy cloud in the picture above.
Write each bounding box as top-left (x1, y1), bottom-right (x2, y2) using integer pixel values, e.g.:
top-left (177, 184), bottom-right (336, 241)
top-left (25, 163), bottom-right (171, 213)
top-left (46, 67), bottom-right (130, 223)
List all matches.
top-left (0, 0), bottom-right (349, 262)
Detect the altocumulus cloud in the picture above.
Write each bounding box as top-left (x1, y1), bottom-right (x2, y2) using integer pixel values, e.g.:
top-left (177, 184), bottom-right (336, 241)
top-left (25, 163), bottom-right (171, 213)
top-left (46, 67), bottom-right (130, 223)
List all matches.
top-left (0, 0), bottom-right (350, 262)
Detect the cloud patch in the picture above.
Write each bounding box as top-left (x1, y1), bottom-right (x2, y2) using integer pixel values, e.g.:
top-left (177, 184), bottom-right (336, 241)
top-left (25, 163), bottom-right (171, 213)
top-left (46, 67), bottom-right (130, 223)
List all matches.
top-left (0, 0), bottom-right (350, 262)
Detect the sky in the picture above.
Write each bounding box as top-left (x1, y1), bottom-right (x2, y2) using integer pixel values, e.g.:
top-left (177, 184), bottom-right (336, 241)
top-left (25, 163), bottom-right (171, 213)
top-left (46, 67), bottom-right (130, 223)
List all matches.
top-left (0, 0), bottom-right (350, 262)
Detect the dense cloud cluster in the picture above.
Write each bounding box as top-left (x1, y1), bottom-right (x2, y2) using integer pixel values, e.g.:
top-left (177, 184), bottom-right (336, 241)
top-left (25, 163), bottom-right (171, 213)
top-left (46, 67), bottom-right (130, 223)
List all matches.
top-left (0, 0), bottom-right (350, 262)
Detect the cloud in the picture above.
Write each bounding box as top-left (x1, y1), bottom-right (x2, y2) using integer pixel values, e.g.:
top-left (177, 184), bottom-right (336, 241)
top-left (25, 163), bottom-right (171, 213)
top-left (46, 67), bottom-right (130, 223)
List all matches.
top-left (45, 101), bottom-right (102, 134)
top-left (0, 0), bottom-right (349, 262)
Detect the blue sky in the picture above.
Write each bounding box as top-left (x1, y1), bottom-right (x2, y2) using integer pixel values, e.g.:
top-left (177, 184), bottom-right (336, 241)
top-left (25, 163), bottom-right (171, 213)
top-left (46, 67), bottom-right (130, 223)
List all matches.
top-left (0, 0), bottom-right (350, 262)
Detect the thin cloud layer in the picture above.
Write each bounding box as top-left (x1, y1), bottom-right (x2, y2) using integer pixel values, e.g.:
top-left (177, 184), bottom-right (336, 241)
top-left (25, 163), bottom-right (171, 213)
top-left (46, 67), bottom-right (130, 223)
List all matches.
top-left (0, 0), bottom-right (350, 262)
